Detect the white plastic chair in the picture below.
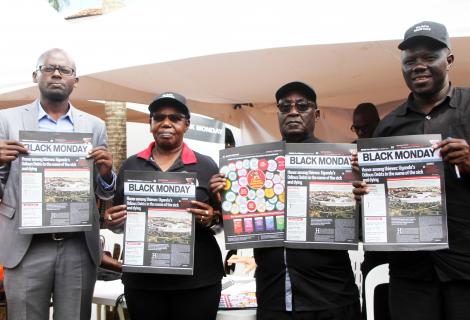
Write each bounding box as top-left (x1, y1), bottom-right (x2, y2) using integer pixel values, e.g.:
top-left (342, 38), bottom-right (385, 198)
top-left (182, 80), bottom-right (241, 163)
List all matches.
top-left (365, 263), bottom-right (389, 320)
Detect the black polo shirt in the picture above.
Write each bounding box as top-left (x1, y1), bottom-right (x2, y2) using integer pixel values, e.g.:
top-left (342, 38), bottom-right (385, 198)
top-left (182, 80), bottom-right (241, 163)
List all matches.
top-left (114, 142), bottom-right (224, 290)
top-left (374, 86), bottom-right (470, 281)
top-left (254, 137), bottom-right (359, 312)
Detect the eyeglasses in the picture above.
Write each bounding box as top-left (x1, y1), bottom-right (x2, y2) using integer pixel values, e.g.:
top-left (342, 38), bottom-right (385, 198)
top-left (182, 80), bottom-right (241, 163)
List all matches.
top-left (37, 65), bottom-right (75, 76)
top-left (152, 113), bottom-right (187, 123)
top-left (276, 99), bottom-right (316, 113)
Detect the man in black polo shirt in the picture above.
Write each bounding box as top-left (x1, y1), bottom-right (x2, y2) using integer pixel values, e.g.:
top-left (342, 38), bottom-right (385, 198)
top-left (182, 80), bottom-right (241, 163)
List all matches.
top-left (354, 21), bottom-right (470, 320)
top-left (229, 82), bottom-right (360, 319)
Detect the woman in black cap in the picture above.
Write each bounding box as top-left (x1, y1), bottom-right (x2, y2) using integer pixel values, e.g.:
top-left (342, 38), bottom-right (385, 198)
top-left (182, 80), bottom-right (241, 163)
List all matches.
top-left (105, 92), bottom-right (224, 320)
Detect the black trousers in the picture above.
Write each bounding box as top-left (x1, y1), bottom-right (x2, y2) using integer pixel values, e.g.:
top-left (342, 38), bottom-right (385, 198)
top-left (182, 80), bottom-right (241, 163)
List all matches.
top-left (390, 276), bottom-right (470, 320)
top-left (124, 282), bottom-right (221, 320)
top-left (256, 301), bottom-right (360, 320)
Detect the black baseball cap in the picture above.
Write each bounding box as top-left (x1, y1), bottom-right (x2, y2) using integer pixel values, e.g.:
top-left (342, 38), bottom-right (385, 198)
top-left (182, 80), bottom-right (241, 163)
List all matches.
top-left (275, 81), bottom-right (317, 103)
top-left (398, 21), bottom-right (450, 50)
top-left (148, 92), bottom-right (190, 118)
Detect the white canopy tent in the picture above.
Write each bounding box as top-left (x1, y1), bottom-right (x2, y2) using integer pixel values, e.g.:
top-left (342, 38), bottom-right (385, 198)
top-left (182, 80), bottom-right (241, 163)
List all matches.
top-left (2, 0), bottom-right (470, 143)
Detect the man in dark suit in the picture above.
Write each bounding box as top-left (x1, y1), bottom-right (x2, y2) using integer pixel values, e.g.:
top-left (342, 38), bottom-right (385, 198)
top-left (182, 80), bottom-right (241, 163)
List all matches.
top-left (0, 48), bottom-right (115, 320)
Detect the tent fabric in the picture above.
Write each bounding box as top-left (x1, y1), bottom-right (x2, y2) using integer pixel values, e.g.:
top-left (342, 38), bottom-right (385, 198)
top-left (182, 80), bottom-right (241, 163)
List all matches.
top-left (2, 0), bottom-right (470, 144)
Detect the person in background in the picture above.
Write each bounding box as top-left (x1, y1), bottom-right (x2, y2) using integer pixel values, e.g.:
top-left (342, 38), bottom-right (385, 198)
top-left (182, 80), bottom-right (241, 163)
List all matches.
top-left (350, 102), bottom-right (390, 319)
top-left (105, 92), bottom-right (224, 320)
top-left (353, 21), bottom-right (470, 320)
top-left (211, 81), bottom-right (360, 320)
top-left (225, 127), bottom-right (236, 149)
top-left (350, 102), bottom-right (380, 143)
top-left (0, 48), bottom-right (115, 320)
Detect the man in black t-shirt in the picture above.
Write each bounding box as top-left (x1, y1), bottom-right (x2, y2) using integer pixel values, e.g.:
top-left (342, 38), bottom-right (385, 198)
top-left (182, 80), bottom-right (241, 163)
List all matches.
top-left (211, 81), bottom-right (360, 320)
top-left (353, 21), bottom-right (470, 320)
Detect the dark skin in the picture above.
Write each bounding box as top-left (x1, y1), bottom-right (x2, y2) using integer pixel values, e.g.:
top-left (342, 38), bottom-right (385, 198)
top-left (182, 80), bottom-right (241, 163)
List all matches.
top-left (150, 106), bottom-right (189, 171)
top-left (277, 91), bottom-right (319, 142)
top-left (101, 252), bottom-right (123, 272)
top-left (210, 90), bottom-right (320, 202)
top-left (105, 105), bottom-right (216, 228)
top-left (353, 41), bottom-right (470, 199)
top-left (352, 112), bottom-right (379, 139)
top-left (0, 49), bottom-right (113, 182)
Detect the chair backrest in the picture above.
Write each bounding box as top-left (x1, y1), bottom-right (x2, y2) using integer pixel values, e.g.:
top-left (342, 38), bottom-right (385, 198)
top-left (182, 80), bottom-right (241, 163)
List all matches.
top-left (365, 263), bottom-right (389, 320)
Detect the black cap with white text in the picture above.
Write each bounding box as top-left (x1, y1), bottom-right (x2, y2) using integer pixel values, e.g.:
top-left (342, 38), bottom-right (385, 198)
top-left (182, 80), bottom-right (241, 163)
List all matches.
top-left (398, 21), bottom-right (450, 50)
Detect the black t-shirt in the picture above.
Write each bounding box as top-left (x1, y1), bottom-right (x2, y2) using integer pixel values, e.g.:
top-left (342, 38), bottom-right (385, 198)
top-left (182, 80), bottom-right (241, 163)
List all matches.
top-left (114, 142), bottom-right (224, 290)
top-left (374, 86), bottom-right (470, 281)
top-left (254, 137), bottom-right (359, 312)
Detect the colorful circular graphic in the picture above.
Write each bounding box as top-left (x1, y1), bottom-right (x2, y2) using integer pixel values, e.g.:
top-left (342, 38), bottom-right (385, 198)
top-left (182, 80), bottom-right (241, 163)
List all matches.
top-left (224, 179), bottom-right (232, 191)
top-left (258, 159), bottom-right (268, 171)
top-left (220, 165), bottom-right (230, 175)
top-left (243, 159), bottom-right (250, 169)
top-left (222, 152), bottom-right (285, 216)
top-left (266, 202), bottom-right (275, 211)
top-left (273, 183), bottom-right (284, 195)
top-left (239, 186), bottom-right (249, 197)
top-left (225, 191), bottom-right (236, 202)
top-left (249, 158), bottom-right (258, 170)
top-left (222, 201), bottom-right (232, 212)
top-left (272, 174), bottom-right (282, 184)
top-left (228, 171), bottom-right (238, 181)
top-left (276, 202), bottom-right (285, 210)
top-left (264, 188), bottom-right (275, 199)
top-left (236, 196), bottom-right (247, 205)
top-left (230, 203), bottom-right (240, 214)
top-left (239, 176), bottom-right (248, 187)
top-left (267, 159), bottom-right (277, 172)
top-left (239, 204), bottom-right (248, 214)
top-left (237, 169), bottom-right (247, 177)
top-left (276, 156), bottom-right (285, 171)
top-left (264, 179), bottom-right (273, 189)
top-left (247, 200), bottom-right (257, 212)
top-left (256, 189), bottom-right (265, 198)
top-left (247, 169), bottom-right (266, 189)
top-left (256, 200), bottom-right (266, 212)
top-left (231, 181), bottom-right (240, 193)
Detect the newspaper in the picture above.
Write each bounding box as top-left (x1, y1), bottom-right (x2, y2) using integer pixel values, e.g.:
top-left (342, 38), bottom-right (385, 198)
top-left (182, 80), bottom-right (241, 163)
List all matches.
top-left (219, 276), bottom-right (257, 309)
top-left (358, 134), bottom-right (448, 251)
top-left (122, 170), bottom-right (196, 274)
top-left (285, 143), bottom-right (358, 249)
top-left (219, 142), bottom-right (285, 249)
top-left (19, 131), bottom-right (93, 234)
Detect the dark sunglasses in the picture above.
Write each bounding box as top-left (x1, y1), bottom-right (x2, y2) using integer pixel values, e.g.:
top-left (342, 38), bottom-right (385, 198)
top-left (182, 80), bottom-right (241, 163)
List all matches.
top-left (151, 113), bottom-right (187, 123)
top-left (277, 99), bottom-right (316, 113)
